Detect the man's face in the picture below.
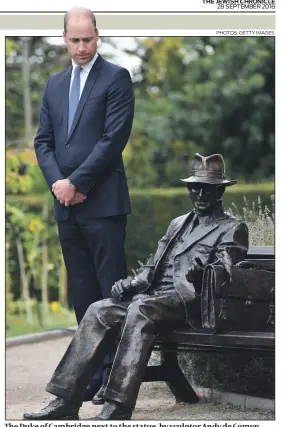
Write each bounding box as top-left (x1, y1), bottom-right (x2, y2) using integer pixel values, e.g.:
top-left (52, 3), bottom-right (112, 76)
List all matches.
top-left (188, 183), bottom-right (224, 214)
top-left (63, 18), bottom-right (99, 66)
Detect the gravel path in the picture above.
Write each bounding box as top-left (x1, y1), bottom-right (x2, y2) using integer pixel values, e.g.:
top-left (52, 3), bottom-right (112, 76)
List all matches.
top-left (6, 336), bottom-right (274, 421)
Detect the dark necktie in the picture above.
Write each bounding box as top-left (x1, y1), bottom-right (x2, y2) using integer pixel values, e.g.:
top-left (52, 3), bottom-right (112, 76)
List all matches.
top-left (177, 215), bottom-right (199, 243)
top-left (68, 66), bottom-right (82, 134)
top-left (190, 215), bottom-right (199, 233)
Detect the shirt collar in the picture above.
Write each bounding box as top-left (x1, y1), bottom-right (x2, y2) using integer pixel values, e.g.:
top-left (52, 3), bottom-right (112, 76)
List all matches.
top-left (71, 52), bottom-right (98, 74)
top-left (193, 202), bottom-right (226, 225)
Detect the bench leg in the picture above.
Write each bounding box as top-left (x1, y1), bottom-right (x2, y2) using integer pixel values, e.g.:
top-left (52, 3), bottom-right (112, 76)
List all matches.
top-left (162, 351), bottom-right (199, 403)
top-left (143, 350), bottom-right (199, 404)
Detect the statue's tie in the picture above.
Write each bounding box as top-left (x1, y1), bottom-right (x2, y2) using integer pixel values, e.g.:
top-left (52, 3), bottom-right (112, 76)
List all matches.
top-left (68, 66), bottom-right (82, 134)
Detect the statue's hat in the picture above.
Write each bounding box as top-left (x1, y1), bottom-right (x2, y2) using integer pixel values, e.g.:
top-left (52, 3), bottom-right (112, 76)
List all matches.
top-left (181, 153), bottom-right (237, 186)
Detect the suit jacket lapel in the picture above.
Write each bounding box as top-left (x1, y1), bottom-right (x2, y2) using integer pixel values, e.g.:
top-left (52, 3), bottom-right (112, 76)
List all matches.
top-left (61, 67), bottom-right (72, 141)
top-left (153, 212), bottom-right (194, 271)
top-left (67, 55), bottom-right (102, 141)
top-left (176, 218), bottom-right (219, 255)
top-left (152, 206), bottom-right (226, 279)
top-left (176, 205), bottom-right (226, 255)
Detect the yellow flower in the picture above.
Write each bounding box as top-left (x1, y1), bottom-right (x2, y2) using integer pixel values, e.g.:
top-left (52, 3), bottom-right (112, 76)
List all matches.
top-left (28, 218), bottom-right (44, 233)
top-left (50, 301), bottom-right (59, 312)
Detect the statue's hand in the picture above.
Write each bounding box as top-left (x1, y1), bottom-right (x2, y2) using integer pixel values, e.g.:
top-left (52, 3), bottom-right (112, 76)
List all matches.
top-left (111, 278), bottom-right (134, 301)
top-left (186, 257), bottom-right (204, 283)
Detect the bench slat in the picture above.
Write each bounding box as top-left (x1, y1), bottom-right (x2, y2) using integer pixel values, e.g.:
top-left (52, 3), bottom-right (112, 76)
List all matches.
top-left (247, 246), bottom-right (274, 258)
top-left (156, 329), bottom-right (274, 349)
top-left (247, 259), bottom-right (275, 271)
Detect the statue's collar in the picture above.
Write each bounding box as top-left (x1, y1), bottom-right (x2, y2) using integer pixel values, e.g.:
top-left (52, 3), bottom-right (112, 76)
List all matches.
top-left (193, 203), bottom-right (226, 225)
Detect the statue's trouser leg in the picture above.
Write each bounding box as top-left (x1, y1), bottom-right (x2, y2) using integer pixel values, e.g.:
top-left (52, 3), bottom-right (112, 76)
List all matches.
top-left (45, 297), bottom-right (131, 403)
top-left (104, 290), bottom-right (186, 409)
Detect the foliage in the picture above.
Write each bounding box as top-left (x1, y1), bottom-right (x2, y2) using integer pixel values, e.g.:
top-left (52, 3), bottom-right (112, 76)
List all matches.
top-left (122, 135), bottom-right (158, 188)
top-left (5, 34), bottom-right (275, 354)
top-left (6, 149), bottom-right (49, 195)
top-left (126, 188), bottom-right (274, 273)
top-left (7, 193), bottom-right (51, 207)
top-left (6, 149), bottom-right (35, 194)
top-left (126, 36), bottom-right (274, 187)
top-left (6, 36), bottom-right (274, 187)
top-left (6, 238), bottom-right (15, 320)
top-left (5, 37), bottom-right (70, 146)
top-left (6, 303), bottom-right (76, 337)
top-left (229, 194), bottom-right (275, 246)
top-left (6, 187), bottom-right (274, 292)
top-left (6, 201), bottom-right (67, 325)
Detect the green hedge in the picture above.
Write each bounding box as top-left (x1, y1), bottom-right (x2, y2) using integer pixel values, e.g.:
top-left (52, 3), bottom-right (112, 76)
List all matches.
top-left (7, 184), bottom-right (274, 273)
top-left (126, 184), bottom-right (274, 272)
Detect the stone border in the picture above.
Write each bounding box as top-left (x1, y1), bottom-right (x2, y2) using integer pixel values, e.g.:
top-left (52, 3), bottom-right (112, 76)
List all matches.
top-left (6, 329), bottom-right (274, 412)
top-left (5, 327), bottom-right (76, 348)
top-left (194, 386), bottom-right (274, 411)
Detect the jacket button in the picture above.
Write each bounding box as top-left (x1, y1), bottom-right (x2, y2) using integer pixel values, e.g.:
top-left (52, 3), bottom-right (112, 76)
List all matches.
top-left (66, 144), bottom-right (70, 149)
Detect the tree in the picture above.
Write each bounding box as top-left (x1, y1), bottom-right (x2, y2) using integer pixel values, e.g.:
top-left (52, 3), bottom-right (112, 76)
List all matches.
top-left (127, 36), bottom-right (275, 186)
top-left (6, 37), bottom-right (69, 147)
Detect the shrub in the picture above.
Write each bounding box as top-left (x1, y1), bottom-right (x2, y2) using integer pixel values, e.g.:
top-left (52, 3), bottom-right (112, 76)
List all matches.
top-left (7, 186), bottom-right (274, 274)
top-left (6, 149), bottom-right (49, 195)
top-left (126, 187), bottom-right (274, 273)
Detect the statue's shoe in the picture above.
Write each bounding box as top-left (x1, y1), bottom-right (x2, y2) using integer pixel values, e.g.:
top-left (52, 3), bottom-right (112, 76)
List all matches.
top-left (23, 397), bottom-right (80, 420)
top-left (93, 400), bottom-right (132, 420)
top-left (92, 383), bottom-right (106, 405)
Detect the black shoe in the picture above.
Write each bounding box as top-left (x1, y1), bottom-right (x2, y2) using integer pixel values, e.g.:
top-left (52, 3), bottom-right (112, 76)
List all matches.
top-left (92, 384), bottom-right (106, 405)
top-left (93, 400), bottom-right (132, 420)
top-left (84, 383), bottom-right (101, 402)
top-left (23, 397), bottom-right (80, 420)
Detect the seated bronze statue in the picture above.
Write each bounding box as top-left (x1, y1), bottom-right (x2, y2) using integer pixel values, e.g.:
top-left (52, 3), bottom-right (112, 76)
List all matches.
top-left (23, 153), bottom-right (248, 421)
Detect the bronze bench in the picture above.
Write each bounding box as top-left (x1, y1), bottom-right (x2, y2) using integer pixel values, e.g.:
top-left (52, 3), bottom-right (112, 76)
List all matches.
top-left (143, 245), bottom-right (275, 403)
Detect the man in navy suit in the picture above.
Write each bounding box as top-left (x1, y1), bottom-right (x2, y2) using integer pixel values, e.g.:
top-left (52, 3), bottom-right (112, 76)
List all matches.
top-left (34, 6), bottom-right (135, 403)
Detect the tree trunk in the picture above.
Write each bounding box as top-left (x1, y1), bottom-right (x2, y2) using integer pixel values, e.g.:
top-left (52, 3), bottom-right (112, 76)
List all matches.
top-left (40, 203), bottom-right (50, 324)
top-left (15, 236), bottom-right (34, 325)
top-left (41, 242), bottom-right (50, 324)
top-left (6, 238), bottom-right (15, 330)
top-left (58, 254), bottom-right (68, 309)
top-left (21, 37), bottom-right (33, 147)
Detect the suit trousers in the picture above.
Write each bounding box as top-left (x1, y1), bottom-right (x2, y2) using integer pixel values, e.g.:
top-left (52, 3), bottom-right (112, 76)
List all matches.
top-left (46, 289), bottom-right (187, 409)
top-left (57, 209), bottom-right (127, 385)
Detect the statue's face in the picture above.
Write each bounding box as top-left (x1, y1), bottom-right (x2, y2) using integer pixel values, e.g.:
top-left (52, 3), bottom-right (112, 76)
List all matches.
top-left (188, 183), bottom-right (225, 214)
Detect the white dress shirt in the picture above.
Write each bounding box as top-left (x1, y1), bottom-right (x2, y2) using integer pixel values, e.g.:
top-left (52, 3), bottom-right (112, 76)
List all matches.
top-left (69, 52), bottom-right (98, 98)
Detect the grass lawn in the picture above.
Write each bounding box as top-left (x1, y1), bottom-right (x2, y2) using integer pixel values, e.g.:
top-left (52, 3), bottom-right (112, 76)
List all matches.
top-left (6, 311), bottom-right (77, 338)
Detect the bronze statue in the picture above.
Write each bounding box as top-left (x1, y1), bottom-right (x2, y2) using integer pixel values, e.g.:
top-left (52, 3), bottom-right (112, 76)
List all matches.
top-left (23, 153), bottom-right (249, 421)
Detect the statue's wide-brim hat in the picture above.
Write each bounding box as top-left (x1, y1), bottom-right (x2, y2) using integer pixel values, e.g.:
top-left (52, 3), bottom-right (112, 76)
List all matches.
top-left (181, 153), bottom-right (237, 186)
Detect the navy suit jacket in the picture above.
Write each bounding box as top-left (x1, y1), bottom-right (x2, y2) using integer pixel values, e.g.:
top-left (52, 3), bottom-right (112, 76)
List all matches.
top-left (34, 54), bottom-right (135, 221)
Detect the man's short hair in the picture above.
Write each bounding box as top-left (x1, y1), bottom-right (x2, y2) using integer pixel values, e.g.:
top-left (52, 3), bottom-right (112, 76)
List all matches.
top-left (64, 8), bottom-right (97, 32)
